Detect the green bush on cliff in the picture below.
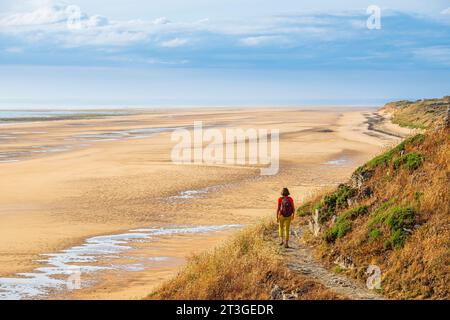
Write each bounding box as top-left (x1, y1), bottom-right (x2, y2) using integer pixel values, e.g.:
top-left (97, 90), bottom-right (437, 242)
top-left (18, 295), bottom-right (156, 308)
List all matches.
top-left (355, 134), bottom-right (426, 174)
top-left (368, 205), bottom-right (416, 249)
top-left (393, 152), bottom-right (423, 171)
top-left (318, 185), bottom-right (354, 224)
top-left (323, 205), bottom-right (368, 243)
top-left (297, 202), bottom-right (313, 217)
top-left (324, 219), bottom-right (351, 243)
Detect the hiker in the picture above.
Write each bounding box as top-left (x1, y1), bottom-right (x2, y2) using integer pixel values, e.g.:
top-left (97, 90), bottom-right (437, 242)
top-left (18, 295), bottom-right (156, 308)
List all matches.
top-left (277, 187), bottom-right (295, 248)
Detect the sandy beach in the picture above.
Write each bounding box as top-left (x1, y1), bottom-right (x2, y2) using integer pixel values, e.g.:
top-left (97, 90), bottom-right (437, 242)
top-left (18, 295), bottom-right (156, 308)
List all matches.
top-left (0, 107), bottom-right (409, 299)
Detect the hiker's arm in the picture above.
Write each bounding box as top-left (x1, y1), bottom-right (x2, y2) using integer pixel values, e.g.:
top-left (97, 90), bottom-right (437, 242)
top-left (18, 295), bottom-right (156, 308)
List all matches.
top-left (291, 199), bottom-right (295, 220)
top-left (276, 202), bottom-right (281, 221)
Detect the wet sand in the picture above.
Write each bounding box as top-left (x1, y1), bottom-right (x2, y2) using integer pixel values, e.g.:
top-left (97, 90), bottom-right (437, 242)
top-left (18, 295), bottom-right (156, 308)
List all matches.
top-left (0, 107), bottom-right (409, 299)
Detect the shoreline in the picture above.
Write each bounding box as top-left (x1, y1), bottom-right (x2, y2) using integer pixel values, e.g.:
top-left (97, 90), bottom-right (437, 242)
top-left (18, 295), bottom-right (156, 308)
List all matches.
top-left (0, 223), bottom-right (243, 300)
top-left (0, 110), bottom-right (137, 124)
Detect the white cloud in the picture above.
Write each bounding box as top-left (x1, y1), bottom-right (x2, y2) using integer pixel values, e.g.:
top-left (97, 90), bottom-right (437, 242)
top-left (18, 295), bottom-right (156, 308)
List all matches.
top-left (0, 2), bottom-right (151, 46)
top-left (159, 37), bottom-right (189, 48)
top-left (0, 1), bottom-right (358, 47)
top-left (413, 46), bottom-right (450, 66)
top-left (0, 0), bottom-right (445, 54)
top-left (85, 15), bottom-right (109, 27)
top-left (441, 7), bottom-right (450, 15)
top-left (104, 55), bottom-right (188, 65)
top-left (350, 19), bottom-right (366, 29)
top-left (145, 58), bottom-right (189, 65)
top-left (239, 35), bottom-right (290, 47)
top-left (0, 2), bottom-right (69, 26)
top-left (152, 17), bottom-right (170, 25)
top-left (4, 47), bottom-right (24, 53)
top-left (0, 2), bottom-right (110, 29)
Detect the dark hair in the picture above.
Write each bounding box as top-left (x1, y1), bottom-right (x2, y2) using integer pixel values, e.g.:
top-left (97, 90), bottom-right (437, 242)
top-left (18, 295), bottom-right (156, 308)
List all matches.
top-left (281, 187), bottom-right (290, 197)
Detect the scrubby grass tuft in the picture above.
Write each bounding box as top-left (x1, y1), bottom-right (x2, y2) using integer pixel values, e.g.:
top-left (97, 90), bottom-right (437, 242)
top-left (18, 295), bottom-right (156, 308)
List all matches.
top-left (368, 228), bottom-right (382, 242)
top-left (324, 219), bottom-right (351, 243)
top-left (149, 221), bottom-right (343, 300)
top-left (393, 152), bottom-right (423, 171)
top-left (356, 133), bottom-right (426, 174)
top-left (317, 185), bottom-right (354, 224)
top-left (384, 97), bottom-right (449, 129)
top-left (324, 205), bottom-right (369, 243)
top-left (367, 205), bottom-right (416, 249)
top-left (297, 202), bottom-right (313, 217)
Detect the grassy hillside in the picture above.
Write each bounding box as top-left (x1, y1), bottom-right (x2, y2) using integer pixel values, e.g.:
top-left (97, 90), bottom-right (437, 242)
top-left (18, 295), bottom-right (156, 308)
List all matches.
top-left (149, 222), bottom-right (343, 300)
top-left (382, 96), bottom-right (449, 129)
top-left (299, 128), bottom-right (449, 299)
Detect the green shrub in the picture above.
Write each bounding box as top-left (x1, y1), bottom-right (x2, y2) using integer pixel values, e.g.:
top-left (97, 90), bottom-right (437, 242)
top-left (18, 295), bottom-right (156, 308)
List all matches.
top-left (318, 185), bottom-right (353, 224)
top-left (393, 152), bottom-right (423, 171)
top-left (336, 186), bottom-right (353, 207)
top-left (337, 220), bottom-right (352, 237)
top-left (385, 207), bottom-right (415, 232)
top-left (324, 219), bottom-right (352, 243)
top-left (404, 133), bottom-right (425, 146)
top-left (297, 202), bottom-right (312, 217)
top-left (367, 199), bottom-right (397, 228)
top-left (367, 204), bottom-right (415, 249)
top-left (366, 151), bottom-right (395, 169)
top-left (323, 193), bottom-right (337, 209)
top-left (318, 206), bottom-right (335, 225)
top-left (414, 191), bottom-right (423, 203)
top-left (323, 205), bottom-right (368, 243)
top-left (405, 153), bottom-right (423, 170)
top-left (332, 266), bottom-right (344, 274)
top-left (368, 228), bottom-right (382, 242)
top-left (357, 134), bottom-right (425, 172)
top-left (342, 205), bottom-right (369, 220)
top-left (393, 119), bottom-right (427, 129)
top-left (390, 229), bottom-right (407, 249)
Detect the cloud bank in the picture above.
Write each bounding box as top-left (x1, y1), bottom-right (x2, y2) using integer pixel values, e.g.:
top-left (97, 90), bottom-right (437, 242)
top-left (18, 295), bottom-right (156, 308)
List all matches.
top-left (0, 1), bottom-right (449, 69)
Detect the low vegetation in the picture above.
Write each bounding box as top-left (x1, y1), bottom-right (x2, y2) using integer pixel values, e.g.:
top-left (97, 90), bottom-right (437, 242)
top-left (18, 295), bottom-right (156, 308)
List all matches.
top-left (314, 184), bottom-right (354, 224)
top-left (324, 205), bottom-right (369, 243)
top-left (382, 96), bottom-right (449, 129)
top-left (298, 116), bottom-right (449, 299)
top-left (355, 133), bottom-right (426, 174)
top-left (367, 205), bottom-right (416, 249)
top-left (149, 222), bottom-right (343, 300)
top-left (393, 152), bottom-right (422, 171)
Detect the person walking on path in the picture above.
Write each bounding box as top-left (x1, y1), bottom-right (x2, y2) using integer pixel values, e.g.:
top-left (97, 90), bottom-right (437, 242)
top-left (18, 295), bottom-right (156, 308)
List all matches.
top-left (277, 187), bottom-right (295, 248)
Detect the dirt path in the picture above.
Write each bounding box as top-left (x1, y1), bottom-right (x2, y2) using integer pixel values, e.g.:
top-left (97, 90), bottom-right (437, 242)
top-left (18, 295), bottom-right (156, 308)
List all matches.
top-left (278, 227), bottom-right (384, 300)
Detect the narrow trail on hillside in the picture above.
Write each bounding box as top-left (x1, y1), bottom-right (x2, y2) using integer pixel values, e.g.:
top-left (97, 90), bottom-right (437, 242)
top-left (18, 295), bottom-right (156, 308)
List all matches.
top-left (276, 227), bottom-right (385, 300)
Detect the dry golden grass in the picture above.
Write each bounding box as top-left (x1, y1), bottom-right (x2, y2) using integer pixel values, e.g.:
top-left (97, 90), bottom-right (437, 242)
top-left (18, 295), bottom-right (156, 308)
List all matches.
top-left (149, 221), bottom-right (343, 300)
top-left (382, 97), bottom-right (449, 129)
top-left (307, 128), bottom-right (449, 299)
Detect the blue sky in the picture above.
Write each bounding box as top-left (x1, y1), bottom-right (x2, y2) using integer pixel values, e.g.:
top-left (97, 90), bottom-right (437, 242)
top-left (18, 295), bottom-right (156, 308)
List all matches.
top-left (0, 0), bottom-right (449, 108)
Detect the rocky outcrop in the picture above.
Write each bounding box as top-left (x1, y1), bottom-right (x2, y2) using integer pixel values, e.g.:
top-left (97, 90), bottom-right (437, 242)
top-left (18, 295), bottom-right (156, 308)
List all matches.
top-left (270, 285), bottom-right (283, 300)
top-left (350, 169), bottom-right (374, 189)
top-left (333, 255), bottom-right (355, 270)
top-left (432, 104), bottom-right (450, 131)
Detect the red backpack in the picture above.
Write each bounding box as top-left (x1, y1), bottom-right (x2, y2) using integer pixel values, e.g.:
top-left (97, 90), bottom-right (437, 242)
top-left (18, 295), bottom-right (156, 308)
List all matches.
top-left (280, 197), bottom-right (293, 217)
